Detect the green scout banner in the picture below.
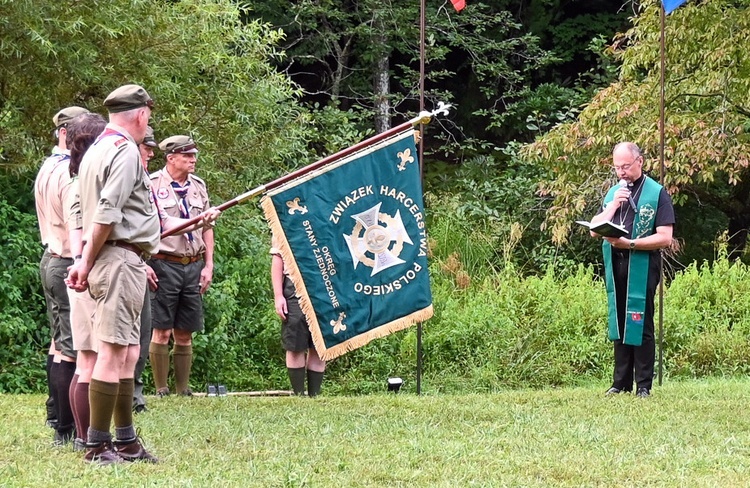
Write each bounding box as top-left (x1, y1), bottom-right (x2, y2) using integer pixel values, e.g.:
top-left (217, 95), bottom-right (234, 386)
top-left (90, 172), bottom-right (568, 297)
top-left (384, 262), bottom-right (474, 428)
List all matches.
top-left (260, 129), bottom-right (433, 361)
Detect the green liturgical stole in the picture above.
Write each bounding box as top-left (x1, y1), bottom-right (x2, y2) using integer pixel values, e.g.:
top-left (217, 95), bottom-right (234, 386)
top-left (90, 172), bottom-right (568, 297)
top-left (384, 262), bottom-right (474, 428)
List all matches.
top-left (602, 176), bottom-right (661, 346)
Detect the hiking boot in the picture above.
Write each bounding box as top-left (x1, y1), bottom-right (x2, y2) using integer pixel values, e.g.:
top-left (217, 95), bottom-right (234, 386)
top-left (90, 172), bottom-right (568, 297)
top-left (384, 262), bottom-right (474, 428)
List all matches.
top-left (636, 388), bottom-right (651, 398)
top-left (114, 437), bottom-right (159, 463)
top-left (605, 387), bottom-right (623, 396)
top-left (156, 387), bottom-right (170, 398)
top-left (133, 404), bottom-right (148, 414)
top-left (84, 441), bottom-right (123, 466)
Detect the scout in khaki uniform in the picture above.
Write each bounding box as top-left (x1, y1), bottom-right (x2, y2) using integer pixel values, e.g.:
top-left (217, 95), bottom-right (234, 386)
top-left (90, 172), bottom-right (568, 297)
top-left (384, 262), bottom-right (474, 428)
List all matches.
top-left (148, 135), bottom-right (215, 397)
top-left (132, 126), bottom-right (158, 414)
top-left (63, 111), bottom-right (107, 451)
top-left (66, 84), bottom-right (160, 465)
top-left (35, 105), bottom-right (88, 445)
top-left (271, 236), bottom-right (326, 397)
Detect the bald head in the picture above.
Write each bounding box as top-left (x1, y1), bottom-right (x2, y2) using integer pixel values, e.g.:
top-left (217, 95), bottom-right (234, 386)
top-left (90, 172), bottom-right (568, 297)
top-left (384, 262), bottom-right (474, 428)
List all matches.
top-left (612, 142), bottom-right (644, 183)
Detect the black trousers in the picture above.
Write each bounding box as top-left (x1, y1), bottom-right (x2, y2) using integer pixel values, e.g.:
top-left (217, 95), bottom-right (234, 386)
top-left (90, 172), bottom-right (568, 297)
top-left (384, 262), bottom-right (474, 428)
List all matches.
top-left (611, 252), bottom-right (660, 391)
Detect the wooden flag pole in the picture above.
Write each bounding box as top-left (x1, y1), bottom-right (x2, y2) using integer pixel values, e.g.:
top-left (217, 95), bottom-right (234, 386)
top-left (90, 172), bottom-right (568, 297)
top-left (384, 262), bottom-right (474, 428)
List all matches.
top-left (658, 3), bottom-right (666, 386)
top-left (416, 0), bottom-right (427, 396)
top-left (161, 111), bottom-right (437, 239)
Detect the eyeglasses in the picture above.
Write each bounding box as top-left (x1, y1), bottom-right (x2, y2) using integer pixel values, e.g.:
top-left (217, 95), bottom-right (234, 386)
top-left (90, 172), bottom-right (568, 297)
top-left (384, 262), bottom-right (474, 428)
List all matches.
top-left (614, 157), bottom-right (641, 172)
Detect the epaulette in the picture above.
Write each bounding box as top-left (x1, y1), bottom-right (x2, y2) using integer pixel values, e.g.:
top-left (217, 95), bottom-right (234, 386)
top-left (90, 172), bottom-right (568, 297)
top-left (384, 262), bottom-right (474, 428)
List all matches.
top-left (189, 174), bottom-right (207, 188)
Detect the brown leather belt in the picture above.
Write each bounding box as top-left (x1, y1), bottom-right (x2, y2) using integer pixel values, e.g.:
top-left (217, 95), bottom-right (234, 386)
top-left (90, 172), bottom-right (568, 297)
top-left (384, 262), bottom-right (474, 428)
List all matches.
top-left (152, 253), bottom-right (202, 265)
top-left (107, 240), bottom-right (146, 258)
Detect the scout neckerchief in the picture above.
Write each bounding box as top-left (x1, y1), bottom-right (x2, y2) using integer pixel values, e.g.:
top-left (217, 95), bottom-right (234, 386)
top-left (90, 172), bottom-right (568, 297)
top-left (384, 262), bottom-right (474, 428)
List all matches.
top-left (170, 179), bottom-right (194, 242)
top-left (602, 175), bottom-right (661, 346)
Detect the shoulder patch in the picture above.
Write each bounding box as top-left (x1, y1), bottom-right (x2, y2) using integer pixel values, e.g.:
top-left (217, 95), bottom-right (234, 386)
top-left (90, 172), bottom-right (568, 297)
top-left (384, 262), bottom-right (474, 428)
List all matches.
top-left (113, 137), bottom-right (128, 147)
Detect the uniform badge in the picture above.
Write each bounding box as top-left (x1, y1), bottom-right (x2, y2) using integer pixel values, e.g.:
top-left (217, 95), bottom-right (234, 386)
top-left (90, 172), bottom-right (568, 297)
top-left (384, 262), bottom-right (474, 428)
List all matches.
top-left (157, 187), bottom-right (170, 199)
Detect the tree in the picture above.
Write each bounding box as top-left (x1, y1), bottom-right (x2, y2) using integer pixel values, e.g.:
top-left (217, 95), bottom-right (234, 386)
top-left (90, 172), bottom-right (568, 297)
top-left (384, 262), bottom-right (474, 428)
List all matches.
top-left (247, 1), bottom-right (555, 151)
top-left (0, 0), bottom-right (312, 198)
top-left (525, 0), bottom-right (750, 256)
top-left (0, 0), bottom-right (320, 392)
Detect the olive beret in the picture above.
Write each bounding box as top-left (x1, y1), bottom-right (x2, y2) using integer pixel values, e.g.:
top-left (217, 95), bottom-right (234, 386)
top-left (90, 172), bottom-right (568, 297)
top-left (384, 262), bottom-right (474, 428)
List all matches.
top-left (52, 106), bottom-right (90, 128)
top-left (142, 126), bottom-right (158, 147)
top-left (103, 84), bottom-right (154, 113)
top-left (159, 135), bottom-right (198, 154)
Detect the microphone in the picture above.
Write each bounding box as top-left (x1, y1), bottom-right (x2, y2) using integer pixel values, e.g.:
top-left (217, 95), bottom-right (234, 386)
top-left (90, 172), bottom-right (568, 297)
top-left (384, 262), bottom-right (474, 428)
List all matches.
top-left (618, 179), bottom-right (637, 212)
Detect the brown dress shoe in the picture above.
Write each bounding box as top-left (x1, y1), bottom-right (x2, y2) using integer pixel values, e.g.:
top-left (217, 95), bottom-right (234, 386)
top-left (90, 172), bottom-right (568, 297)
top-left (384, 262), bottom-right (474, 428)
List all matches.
top-left (84, 441), bottom-right (123, 465)
top-left (114, 437), bottom-right (159, 463)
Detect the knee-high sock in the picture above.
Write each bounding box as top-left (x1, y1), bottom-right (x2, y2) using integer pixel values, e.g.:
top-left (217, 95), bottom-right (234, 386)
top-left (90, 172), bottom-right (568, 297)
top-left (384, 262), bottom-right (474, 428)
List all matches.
top-left (68, 374), bottom-right (79, 435)
top-left (173, 344), bottom-right (193, 394)
top-left (53, 361), bottom-right (76, 433)
top-left (88, 379), bottom-right (119, 438)
top-left (307, 370), bottom-right (324, 397)
top-left (287, 367), bottom-right (306, 395)
top-left (149, 342), bottom-right (169, 391)
top-left (74, 381), bottom-right (90, 442)
top-left (45, 354), bottom-right (56, 424)
top-left (113, 378), bottom-right (134, 432)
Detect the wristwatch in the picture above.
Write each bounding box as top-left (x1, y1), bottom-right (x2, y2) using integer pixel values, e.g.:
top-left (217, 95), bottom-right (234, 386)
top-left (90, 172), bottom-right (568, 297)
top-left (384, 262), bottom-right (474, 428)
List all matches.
top-left (629, 240), bottom-right (636, 250)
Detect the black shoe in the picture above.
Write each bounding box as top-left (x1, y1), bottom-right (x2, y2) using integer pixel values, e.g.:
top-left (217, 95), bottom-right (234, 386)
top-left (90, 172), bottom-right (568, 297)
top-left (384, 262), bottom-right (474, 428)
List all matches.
top-left (179, 388), bottom-right (194, 397)
top-left (156, 387), bottom-right (170, 398)
top-left (53, 428), bottom-right (75, 446)
top-left (73, 438), bottom-right (86, 452)
top-left (134, 404), bottom-right (148, 414)
top-left (636, 388), bottom-right (650, 398)
top-left (605, 387), bottom-right (622, 396)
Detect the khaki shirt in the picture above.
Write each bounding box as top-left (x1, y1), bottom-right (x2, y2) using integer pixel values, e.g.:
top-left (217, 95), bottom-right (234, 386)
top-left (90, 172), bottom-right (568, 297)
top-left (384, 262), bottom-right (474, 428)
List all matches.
top-left (78, 123), bottom-right (160, 254)
top-left (34, 147), bottom-right (73, 256)
top-left (270, 235), bottom-right (289, 275)
top-left (150, 168), bottom-right (211, 257)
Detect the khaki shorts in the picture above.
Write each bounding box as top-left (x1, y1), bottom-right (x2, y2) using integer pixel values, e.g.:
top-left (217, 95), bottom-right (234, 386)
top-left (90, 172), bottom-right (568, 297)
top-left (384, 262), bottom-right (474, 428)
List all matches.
top-left (87, 245), bottom-right (146, 346)
top-left (67, 287), bottom-right (98, 353)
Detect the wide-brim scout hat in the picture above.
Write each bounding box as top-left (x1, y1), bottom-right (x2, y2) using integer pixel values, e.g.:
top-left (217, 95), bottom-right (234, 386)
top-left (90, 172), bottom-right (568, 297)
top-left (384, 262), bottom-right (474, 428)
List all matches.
top-left (53, 106), bottom-right (89, 128)
top-left (142, 126), bottom-right (158, 147)
top-left (159, 135), bottom-right (198, 154)
top-left (103, 84), bottom-right (154, 113)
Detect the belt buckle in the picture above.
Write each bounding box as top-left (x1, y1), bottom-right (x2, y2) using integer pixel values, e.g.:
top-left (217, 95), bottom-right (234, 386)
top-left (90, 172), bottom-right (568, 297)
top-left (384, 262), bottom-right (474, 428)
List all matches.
top-left (180, 256), bottom-right (190, 265)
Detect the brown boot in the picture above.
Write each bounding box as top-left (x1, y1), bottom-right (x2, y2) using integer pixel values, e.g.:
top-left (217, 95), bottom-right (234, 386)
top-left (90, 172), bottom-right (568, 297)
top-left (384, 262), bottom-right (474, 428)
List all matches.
top-left (114, 437), bottom-right (159, 463)
top-left (84, 441), bottom-right (123, 465)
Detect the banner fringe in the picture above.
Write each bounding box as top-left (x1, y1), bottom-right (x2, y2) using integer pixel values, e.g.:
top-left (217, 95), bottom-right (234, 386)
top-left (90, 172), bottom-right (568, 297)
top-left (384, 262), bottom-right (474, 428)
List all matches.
top-left (318, 306), bottom-right (433, 361)
top-left (261, 195), bottom-right (326, 353)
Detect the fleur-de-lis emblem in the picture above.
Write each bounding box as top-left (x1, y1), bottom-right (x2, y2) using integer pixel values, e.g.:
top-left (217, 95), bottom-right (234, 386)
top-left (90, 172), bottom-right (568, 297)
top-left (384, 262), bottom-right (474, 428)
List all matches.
top-left (286, 197), bottom-right (308, 215)
top-left (330, 312), bottom-right (347, 334)
top-left (397, 148), bottom-right (414, 171)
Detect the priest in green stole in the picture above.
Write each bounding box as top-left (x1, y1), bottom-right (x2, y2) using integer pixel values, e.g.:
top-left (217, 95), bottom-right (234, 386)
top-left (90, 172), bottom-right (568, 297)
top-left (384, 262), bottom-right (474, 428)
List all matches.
top-left (589, 142), bottom-right (675, 398)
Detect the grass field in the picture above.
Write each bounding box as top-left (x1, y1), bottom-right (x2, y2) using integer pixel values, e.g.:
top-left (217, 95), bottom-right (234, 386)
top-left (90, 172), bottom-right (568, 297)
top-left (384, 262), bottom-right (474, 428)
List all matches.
top-left (2, 378), bottom-right (750, 487)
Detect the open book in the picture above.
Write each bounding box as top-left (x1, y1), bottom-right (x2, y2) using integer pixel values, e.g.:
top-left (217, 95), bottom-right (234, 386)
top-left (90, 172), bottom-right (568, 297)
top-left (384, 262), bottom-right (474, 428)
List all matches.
top-left (576, 220), bottom-right (628, 238)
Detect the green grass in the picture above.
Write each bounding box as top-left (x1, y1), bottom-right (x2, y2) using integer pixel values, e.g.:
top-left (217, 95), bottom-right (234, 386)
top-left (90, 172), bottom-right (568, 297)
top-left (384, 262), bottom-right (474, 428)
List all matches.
top-left (2, 378), bottom-right (750, 487)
